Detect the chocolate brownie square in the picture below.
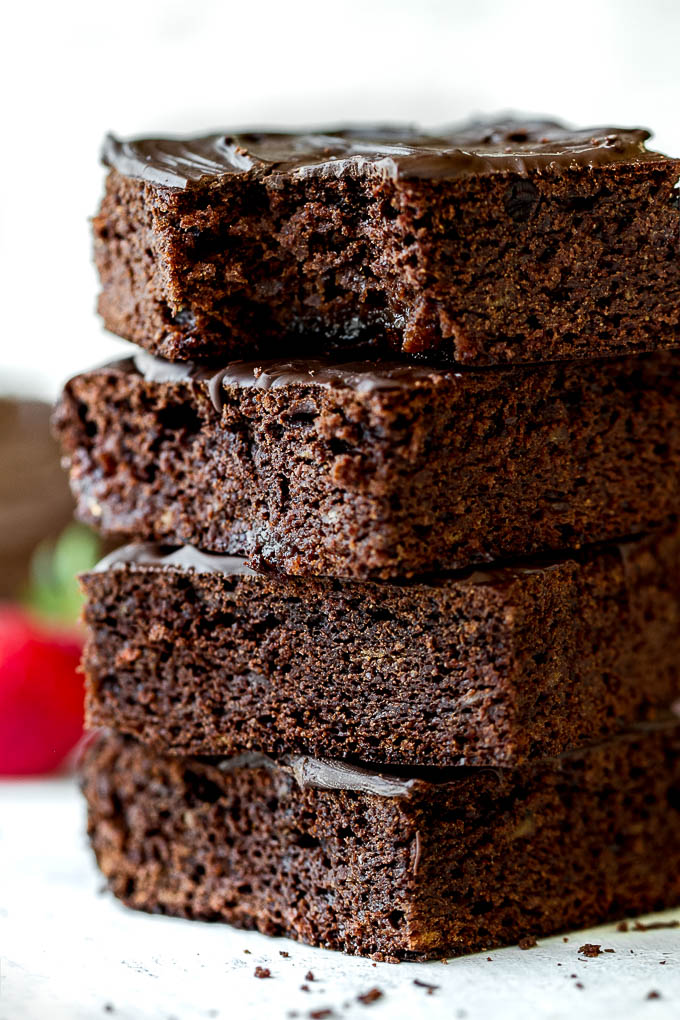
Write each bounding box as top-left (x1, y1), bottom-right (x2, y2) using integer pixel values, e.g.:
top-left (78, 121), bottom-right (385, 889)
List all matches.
top-left (82, 725), bottom-right (680, 959)
top-left (94, 120), bottom-right (680, 364)
top-left (54, 351), bottom-right (680, 578)
top-left (80, 529), bottom-right (680, 766)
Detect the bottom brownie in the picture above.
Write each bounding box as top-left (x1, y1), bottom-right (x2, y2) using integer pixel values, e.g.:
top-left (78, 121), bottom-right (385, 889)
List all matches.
top-left (82, 727), bottom-right (680, 960)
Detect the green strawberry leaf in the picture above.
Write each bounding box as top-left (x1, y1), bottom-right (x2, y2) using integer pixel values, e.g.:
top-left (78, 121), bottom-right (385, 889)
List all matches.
top-left (23, 523), bottom-right (102, 625)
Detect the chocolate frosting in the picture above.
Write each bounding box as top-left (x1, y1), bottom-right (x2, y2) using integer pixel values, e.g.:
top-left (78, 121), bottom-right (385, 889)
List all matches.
top-left (132, 349), bottom-right (453, 413)
top-left (91, 541), bottom-right (575, 593)
top-left (206, 718), bottom-right (680, 797)
top-left (102, 118), bottom-right (662, 189)
top-left (92, 542), bottom-right (256, 577)
top-left (215, 753), bottom-right (415, 797)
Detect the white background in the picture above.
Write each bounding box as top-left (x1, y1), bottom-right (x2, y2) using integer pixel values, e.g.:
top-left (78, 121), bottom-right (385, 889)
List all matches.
top-left (2, 0), bottom-right (680, 397)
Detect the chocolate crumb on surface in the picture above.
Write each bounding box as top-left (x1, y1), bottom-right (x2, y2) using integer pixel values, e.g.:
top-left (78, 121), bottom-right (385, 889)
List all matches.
top-left (357, 988), bottom-right (383, 1005)
top-left (647, 991), bottom-right (661, 1000)
top-left (309, 1010), bottom-right (335, 1019)
top-left (578, 943), bottom-right (602, 957)
top-left (413, 979), bottom-right (439, 995)
top-left (617, 921), bottom-right (630, 932)
top-left (518, 936), bottom-right (538, 950)
top-left (280, 951), bottom-right (290, 958)
top-left (254, 966), bottom-right (271, 979)
top-left (633, 920), bottom-right (680, 931)
top-left (305, 971), bottom-right (315, 981)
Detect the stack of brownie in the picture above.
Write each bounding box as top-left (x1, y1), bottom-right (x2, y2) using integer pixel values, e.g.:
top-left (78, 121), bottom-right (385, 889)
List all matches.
top-left (55, 119), bottom-right (680, 959)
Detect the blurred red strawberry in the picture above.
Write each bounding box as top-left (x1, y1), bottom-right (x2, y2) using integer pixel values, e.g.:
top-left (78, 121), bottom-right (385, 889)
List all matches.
top-left (0, 523), bottom-right (101, 776)
top-left (0, 606), bottom-right (84, 775)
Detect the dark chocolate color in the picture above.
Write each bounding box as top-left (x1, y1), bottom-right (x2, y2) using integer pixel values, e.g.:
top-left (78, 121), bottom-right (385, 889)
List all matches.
top-left (82, 727), bottom-right (680, 959)
top-left (80, 529), bottom-right (680, 766)
top-left (93, 117), bottom-right (680, 364)
top-left (102, 120), bottom-right (658, 189)
top-left (55, 351), bottom-right (680, 579)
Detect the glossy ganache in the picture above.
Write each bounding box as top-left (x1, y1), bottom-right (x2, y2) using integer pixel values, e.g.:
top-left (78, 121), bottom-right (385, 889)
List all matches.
top-left (102, 119), bottom-right (659, 188)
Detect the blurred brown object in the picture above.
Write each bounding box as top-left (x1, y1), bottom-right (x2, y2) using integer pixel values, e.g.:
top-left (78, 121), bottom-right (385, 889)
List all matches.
top-left (0, 398), bottom-right (74, 598)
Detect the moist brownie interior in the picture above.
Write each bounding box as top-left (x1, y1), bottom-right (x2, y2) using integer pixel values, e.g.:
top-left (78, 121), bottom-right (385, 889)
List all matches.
top-left (94, 120), bottom-right (680, 363)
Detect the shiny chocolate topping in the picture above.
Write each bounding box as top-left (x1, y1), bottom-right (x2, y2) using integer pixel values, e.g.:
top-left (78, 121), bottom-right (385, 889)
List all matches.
top-left (102, 118), bottom-right (661, 189)
top-left (132, 350), bottom-right (452, 413)
top-left (91, 541), bottom-right (571, 591)
top-left (93, 542), bottom-right (256, 577)
top-left (215, 752), bottom-right (416, 798)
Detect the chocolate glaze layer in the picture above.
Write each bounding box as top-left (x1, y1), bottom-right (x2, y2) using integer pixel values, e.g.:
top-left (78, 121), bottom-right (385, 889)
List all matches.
top-left (92, 542), bottom-right (257, 577)
top-left (118, 715), bottom-right (680, 798)
top-left (91, 540), bottom-right (646, 599)
top-left (215, 753), bottom-right (415, 797)
top-left (102, 118), bottom-right (661, 189)
top-left (132, 350), bottom-right (455, 413)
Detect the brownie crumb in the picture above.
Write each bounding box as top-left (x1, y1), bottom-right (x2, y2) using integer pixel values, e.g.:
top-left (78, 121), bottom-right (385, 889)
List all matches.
top-left (579, 943), bottom-right (602, 957)
top-left (243, 949), bottom-right (251, 955)
top-left (562, 937), bottom-right (569, 942)
top-left (413, 979), bottom-right (439, 995)
top-left (575, 982), bottom-right (584, 990)
top-left (660, 960), bottom-right (667, 965)
top-left (305, 971), bottom-right (315, 981)
top-left (487, 956), bottom-right (493, 962)
top-left (300, 985), bottom-right (310, 993)
top-left (280, 952), bottom-right (290, 958)
top-left (309, 1011), bottom-right (334, 1019)
top-left (254, 966), bottom-right (271, 979)
top-left (604, 948), bottom-right (615, 953)
top-left (647, 991), bottom-right (661, 1000)
top-left (617, 921), bottom-right (630, 932)
top-left (518, 935), bottom-right (537, 950)
top-left (634, 920), bottom-right (680, 931)
top-left (357, 988), bottom-right (383, 1005)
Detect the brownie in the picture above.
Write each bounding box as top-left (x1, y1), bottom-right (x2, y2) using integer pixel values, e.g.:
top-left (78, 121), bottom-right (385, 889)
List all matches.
top-left (80, 529), bottom-right (680, 766)
top-left (93, 120), bottom-right (680, 364)
top-left (82, 725), bottom-right (680, 960)
top-left (54, 351), bottom-right (680, 579)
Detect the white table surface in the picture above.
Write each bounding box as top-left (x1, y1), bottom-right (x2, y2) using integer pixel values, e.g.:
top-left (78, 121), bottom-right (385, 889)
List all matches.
top-left (1, 777), bottom-right (679, 1020)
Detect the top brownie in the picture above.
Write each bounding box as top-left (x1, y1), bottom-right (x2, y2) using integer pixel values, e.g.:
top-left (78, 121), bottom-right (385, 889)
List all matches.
top-left (95, 118), bottom-right (680, 364)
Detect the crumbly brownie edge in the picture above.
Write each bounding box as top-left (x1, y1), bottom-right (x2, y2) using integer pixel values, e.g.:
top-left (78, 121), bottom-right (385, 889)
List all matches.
top-left (80, 528), bottom-right (680, 766)
top-left (82, 727), bottom-right (680, 959)
top-left (53, 352), bottom-right (680, 578)
top-left (93, 150), bottom-right (680, 363)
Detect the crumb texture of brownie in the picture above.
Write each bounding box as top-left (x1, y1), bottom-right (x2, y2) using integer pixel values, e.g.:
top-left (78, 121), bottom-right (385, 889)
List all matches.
top-left (80, 528), bottom-right (680, 766)
top-left (93, 121), bottom-right (680, 364)
top-left (53, 352), bottom-right (680, 579)
top-left (82, 728), bottom-right (680, 960)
